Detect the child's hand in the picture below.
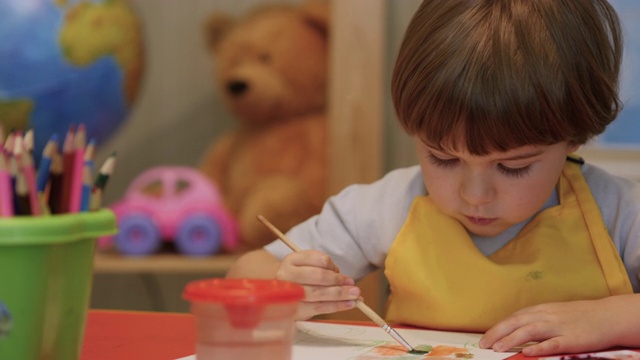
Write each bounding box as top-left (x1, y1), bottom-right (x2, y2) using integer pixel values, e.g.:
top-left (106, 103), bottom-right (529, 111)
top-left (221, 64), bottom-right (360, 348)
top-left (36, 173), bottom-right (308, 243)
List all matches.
top-left (276, 250), bottom-right (361, 320)
top-left (479, 295), bottom-right (640, 356)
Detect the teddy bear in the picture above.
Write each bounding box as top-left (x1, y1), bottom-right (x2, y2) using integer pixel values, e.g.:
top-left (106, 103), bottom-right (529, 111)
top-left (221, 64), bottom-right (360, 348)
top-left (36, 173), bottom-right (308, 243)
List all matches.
top-left (198, 1), bottom-right (330, 252)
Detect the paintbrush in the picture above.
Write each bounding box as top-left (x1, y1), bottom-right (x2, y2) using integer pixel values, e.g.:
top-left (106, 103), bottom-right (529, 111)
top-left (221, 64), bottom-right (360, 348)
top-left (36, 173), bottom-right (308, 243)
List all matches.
top-left (257, 215), bottom-right (428, 355)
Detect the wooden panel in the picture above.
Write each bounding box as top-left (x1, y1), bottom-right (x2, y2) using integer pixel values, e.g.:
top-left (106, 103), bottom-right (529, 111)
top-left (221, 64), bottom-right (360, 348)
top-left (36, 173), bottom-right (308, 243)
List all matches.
top-left (327, 0), bottom-right (385, 194)
top-left (323, 0), bottom-right (387, 321)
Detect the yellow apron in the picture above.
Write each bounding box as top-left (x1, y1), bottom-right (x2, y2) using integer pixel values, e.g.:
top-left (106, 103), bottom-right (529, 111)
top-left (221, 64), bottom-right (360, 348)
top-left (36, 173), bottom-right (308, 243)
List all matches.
top-left (384, 159), bottom-right (632, 332)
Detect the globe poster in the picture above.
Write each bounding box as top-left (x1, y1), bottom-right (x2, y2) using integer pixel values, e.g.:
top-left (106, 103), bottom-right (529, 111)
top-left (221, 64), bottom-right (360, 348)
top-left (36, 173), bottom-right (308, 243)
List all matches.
top-left (0, 0), bottom-right (144, 160)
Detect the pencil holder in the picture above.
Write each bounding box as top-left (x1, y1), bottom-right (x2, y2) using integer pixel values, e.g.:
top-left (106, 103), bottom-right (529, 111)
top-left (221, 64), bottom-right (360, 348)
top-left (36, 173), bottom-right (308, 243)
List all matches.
top-left (0, 209), bottom-right (117, 360)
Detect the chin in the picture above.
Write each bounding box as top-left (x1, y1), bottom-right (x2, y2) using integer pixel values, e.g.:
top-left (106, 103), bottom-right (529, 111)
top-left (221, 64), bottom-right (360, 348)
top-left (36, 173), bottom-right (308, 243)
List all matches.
top-left (462, 222), bottom-right (508, 237)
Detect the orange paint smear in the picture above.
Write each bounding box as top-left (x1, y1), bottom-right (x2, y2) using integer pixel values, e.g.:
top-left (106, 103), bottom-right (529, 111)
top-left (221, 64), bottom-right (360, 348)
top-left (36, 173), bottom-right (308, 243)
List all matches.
top-left (371, 344), bottom-right (408, 356)
top-left (427, 345), bottom-right (470, 357)
top-left (368, 343), bottom-right (471, 358)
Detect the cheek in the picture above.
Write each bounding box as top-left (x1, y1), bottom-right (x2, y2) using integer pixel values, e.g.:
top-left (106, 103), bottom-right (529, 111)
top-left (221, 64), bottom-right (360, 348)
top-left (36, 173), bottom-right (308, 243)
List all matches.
top-left (420, 166), bottom-right (458, 207)
top-left (500, 177), bottom-right (557, 221)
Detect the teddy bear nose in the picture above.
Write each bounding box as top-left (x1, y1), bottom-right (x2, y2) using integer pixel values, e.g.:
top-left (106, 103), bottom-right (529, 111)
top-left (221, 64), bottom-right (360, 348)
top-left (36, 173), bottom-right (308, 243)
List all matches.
top-left (227, 80), bottom-right (248, 96)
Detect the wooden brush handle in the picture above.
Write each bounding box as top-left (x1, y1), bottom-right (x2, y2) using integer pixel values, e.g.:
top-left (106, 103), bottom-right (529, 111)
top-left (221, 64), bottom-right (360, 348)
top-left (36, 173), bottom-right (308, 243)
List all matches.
top-left (355, 299), bottom-right (387, 327)
top-left (257, 215), bottom-right (301, 252)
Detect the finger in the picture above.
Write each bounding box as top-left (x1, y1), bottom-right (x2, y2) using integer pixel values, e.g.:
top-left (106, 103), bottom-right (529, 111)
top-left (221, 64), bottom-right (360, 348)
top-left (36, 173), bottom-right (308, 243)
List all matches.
top-left (278, 263), bottom-right (354, 286)
top-left (480, 319), bottom-right (519, 349)
top-left (481, 312), bottom-right (535, 350)
top-left (520, 338), bottom-right (564, 357)
top-left (303, 284), bottom-right (361, 302)
top-left (296, 300), bottom-right (358, 320)
top-left (286, 250), bottom-right (341, 272)
top-left (490, 322), bottom-right (558, 353)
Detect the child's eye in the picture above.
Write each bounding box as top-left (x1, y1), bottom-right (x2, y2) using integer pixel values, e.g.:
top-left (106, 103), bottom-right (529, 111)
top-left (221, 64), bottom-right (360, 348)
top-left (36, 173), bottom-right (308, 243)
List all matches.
top-left (497, 164), bottom-right (531, 178)
top-left (427, 153), bottom-right (458, 168)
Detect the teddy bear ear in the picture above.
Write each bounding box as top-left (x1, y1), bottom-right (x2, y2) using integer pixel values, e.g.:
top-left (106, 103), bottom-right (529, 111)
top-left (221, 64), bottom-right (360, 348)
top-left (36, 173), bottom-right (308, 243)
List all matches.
top-left (300, 0), bottom-right (330, 37)
top-left (203, 12), bottom-right (236, 51)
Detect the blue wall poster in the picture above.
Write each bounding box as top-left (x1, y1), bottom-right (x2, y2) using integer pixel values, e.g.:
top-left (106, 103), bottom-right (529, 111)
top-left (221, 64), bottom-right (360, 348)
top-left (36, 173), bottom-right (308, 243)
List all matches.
top-left (594, 1), bottom-right (640, 148)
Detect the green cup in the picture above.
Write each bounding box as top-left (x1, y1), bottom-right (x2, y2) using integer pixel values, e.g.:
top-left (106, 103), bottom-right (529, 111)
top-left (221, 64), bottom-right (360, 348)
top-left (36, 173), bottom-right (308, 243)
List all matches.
top-left (0, 210), bottom-right (116, 360)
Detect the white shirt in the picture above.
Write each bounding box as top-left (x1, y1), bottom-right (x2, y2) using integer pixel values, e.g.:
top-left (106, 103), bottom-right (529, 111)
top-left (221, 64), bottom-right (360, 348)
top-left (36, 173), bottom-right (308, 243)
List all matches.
top-left (265, 163), bottom-right (640, 292)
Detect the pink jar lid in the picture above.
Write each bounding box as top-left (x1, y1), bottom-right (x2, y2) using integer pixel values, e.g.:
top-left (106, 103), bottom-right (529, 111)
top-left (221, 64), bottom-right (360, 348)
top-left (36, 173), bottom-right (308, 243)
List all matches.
top-left (182, 278), bottom-right (304, 305)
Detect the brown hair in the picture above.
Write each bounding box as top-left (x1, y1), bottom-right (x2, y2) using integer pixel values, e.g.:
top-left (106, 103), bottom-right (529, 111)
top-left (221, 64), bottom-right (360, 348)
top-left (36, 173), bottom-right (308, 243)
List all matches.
top-left (391, 0), bottom-right (623, 155)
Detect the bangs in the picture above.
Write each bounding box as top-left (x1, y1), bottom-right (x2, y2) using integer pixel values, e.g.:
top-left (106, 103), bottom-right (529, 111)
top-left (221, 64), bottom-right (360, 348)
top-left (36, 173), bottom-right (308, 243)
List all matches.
top-left (407, 80), bottom-right (573, 155)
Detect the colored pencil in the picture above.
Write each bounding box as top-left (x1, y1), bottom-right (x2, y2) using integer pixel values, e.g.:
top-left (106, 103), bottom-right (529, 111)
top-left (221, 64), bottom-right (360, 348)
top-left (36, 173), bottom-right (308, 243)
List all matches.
top-left (80, 165), bottom-right (93, 212)
top-left (84, 139), bottom-right (95, 166)
top-left (23, 129), bottom-right (34, 155)
top-left (47, 152), bottom-right (64, 214)
top-left (69, 124), bottom-right (86, 213)
top-left (15, 171), bottom-right (31, 215)
top-left (60, 125), bottom-right (75, 213)
top-left (3, 131), bottom-right (14, 156)
top-left (0, 155), bottom-right (14, 217)
top-left (8, 154), bottom-right (19, 212)
top-left (80, 139), bottom-right (95, 212)
top-left (90, 152), bottom-right (116, 211)
top-left (36, 133), bottom-right (59, 193)
top-left (13, 133), bottom-right (41, 215)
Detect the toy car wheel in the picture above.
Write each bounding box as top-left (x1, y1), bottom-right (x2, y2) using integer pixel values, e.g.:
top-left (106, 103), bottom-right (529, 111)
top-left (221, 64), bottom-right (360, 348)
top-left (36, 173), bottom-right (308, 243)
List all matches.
top-left (175, 215), bottom-right (222, 256)
top-left (114, 214), bottom-right (161, 256)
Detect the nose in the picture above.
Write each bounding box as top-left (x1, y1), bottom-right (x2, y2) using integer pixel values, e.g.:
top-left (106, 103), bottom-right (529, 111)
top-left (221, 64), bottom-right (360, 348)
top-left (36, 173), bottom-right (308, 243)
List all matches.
top-left (459, 171), bottom-right (495, 206)
top-left (227, 80), bottom-right (248, 96)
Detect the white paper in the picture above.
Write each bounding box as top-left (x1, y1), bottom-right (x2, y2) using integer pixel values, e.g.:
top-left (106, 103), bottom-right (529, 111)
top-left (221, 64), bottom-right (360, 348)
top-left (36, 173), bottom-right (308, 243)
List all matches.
top-left (177, 320), bottom-right (511, 359)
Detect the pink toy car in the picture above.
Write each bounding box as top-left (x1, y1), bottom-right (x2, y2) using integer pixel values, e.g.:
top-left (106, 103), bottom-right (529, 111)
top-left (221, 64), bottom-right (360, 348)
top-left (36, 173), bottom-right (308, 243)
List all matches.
top-left (99, 166), bottom-right (238, 256)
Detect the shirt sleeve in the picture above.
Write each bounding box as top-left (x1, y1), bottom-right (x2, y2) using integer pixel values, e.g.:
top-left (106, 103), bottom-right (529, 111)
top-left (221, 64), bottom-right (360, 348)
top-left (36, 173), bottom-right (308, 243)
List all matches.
top-left (264, 166), bottom-right (426, 280)
top-left (584, 163), bottom-right (640, 292)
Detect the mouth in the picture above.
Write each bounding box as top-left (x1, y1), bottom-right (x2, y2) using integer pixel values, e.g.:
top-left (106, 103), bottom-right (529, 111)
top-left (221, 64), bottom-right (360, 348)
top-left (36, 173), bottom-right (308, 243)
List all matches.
top-left (465, 216), bottom-right (496, 226)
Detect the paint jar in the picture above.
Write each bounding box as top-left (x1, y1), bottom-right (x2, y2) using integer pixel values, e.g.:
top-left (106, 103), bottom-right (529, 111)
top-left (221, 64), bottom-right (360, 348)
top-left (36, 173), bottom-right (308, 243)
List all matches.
top-left (0, 210), bottom-right (117, 360)
top-left (183, 278), bottom-right (304, 360)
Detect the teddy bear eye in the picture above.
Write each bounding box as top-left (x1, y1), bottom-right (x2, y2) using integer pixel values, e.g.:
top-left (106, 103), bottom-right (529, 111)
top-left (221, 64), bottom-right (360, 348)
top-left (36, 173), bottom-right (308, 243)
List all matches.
top-left (258, 53), bottom-right (271, 63)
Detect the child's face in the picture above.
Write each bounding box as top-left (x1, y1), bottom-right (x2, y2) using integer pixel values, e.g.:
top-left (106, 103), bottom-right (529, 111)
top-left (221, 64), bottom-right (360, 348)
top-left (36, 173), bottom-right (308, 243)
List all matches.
top-left (415, 137), bottom-right (579, 237)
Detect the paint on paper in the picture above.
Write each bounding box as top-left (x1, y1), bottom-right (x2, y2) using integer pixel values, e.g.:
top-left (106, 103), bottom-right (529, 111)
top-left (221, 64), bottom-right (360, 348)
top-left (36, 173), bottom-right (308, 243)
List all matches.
top-left (293, 321), bottom-right (506, 360)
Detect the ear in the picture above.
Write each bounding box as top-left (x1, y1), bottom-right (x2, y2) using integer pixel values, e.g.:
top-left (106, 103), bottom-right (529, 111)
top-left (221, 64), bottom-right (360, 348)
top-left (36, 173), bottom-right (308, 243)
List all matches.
top-left (203, 12), bottom-right (236, 51)
top-left (300, 0), bottom-right (330, 38)
top-left (568, 142), bottom-right (581, 154)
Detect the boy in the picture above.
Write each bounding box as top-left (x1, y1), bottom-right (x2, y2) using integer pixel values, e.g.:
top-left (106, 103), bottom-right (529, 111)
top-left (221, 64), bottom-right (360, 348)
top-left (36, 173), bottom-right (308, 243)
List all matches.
top-left (227, 0), bottom-right (640, 356)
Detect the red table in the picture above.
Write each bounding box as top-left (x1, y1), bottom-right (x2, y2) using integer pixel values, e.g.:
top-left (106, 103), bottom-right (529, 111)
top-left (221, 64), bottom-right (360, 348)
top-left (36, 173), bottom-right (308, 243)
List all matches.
top-left (81, 310), bottom-right (196, 360)
top-left (81, 310), bottom-right (638, 360)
